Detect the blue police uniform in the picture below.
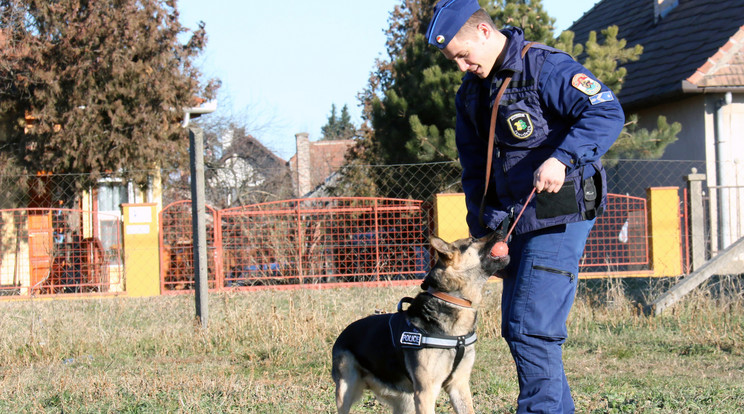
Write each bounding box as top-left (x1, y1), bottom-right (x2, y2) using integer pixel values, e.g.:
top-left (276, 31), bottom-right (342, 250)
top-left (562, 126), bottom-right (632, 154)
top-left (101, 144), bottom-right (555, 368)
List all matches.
top-left (427, 1), bottom-right (625, 412)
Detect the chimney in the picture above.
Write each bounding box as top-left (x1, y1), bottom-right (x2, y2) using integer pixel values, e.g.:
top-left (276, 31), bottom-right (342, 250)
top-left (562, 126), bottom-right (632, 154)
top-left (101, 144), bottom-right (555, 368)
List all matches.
top-left (654, 0), bottom-right (679, 23)
top-left (295, 132), bottom-right (311, 196)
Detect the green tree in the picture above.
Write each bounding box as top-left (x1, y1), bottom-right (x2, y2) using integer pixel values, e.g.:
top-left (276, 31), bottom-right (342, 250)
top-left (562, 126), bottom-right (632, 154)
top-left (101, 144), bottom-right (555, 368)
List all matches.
top-left (604, 114), bottom-right (681, 166)
top-left (580, 26), bottom-right (643, 95)
top-left (0, 0), bottom-right (217, 189)
top-left (321, 104), bottom-right (357, 141)
top-left (348, 0), bottom-right (680, 198)
top-left (358, 0), bottom-right (560, 167)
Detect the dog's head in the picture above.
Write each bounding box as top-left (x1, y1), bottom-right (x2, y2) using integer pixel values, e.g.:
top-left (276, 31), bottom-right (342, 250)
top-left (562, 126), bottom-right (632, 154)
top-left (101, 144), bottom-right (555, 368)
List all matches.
top-left (421, 232), bottom-right (510, 302)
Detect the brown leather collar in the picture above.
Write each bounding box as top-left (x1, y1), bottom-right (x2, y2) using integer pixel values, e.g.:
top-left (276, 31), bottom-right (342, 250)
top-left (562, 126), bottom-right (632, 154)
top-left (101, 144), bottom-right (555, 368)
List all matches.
top-left (427, 287), bottom-right (473, 308)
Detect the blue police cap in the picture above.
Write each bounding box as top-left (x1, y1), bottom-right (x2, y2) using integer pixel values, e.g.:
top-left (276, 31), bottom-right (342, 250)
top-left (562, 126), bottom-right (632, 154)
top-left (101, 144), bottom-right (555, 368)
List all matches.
top-left (426, 0), bottom-right (482, 49)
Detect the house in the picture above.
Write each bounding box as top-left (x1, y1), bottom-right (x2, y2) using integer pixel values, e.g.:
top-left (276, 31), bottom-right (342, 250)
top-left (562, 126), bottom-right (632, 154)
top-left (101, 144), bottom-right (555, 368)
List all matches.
top-left (569, 0), bottom-right (744, 255)
top-left (288, 132), bottom-right (355, 197)
top-left (205, 128), bottom-right (292, 207)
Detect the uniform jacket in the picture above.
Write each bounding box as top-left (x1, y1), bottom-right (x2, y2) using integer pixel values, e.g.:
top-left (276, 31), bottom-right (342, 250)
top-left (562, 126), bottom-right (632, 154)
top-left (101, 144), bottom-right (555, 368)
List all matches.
top-left (456, 27), bottom-right (625, 237)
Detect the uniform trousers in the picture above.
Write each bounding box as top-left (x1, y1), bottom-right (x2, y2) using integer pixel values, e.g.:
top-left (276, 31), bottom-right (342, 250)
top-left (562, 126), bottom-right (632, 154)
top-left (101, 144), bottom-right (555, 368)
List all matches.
top-left (501, 219), bottom-right (595, 413)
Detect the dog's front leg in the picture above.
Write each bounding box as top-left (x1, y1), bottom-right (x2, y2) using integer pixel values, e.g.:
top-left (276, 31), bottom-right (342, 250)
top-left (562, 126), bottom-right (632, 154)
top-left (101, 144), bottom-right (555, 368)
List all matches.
top-left (408, 350), bottom-right (451, 413)
top-left (412, 384), bottom-right (441, 414)
top-left (445, 379), bottom-right (474, 414)
top-left (445, 351), bottom-right (476, 414)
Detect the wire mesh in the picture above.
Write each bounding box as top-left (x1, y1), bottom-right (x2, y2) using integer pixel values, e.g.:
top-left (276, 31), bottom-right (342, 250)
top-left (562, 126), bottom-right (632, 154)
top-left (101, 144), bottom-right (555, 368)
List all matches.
top-left (159, 201), bottom-right (219, 292)
top-left (581, 194), bottom-right (649, 271)
top-left (0, 208), bottom-right (122, 296)
top-left (0, 159), bottom-right (727, 297)
top-left (219, 198), bottom-right (430, 288)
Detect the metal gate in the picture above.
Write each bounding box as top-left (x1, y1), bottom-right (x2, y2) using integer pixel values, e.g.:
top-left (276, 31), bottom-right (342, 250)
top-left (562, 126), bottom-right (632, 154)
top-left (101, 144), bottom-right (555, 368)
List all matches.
top-left (581, 193), bottom-right (649, 272)
top-left (159, 201), bottom-right (219, 292)
top-left (0, 208), bottom-right (122, 296)
top-left (157, 194), bottom-right (653, 292)
top-left (219, 198), bottom-right (430, 288)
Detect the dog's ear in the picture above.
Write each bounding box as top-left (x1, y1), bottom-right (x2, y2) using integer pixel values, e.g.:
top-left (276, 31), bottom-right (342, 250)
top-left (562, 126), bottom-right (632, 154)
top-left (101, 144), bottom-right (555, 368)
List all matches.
top-left (430, 236), bottom-right (455, 262)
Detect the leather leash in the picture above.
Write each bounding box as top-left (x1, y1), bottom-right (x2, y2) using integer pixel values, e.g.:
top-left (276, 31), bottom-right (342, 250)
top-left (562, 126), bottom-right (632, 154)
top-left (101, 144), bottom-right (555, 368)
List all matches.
top-left (479, 42), bottom-right (538, 227)
top-left (505, 187), bottom-right (536, 241)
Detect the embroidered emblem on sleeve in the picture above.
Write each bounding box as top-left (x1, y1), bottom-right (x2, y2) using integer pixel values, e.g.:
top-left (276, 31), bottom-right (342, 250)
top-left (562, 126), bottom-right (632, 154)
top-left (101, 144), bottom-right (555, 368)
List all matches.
top-left (590, 91), bottom-right (615, 105)
top-left (572, 73), bottom-right (601, 96)
top-left (507, 112), bottom-right (534, 139)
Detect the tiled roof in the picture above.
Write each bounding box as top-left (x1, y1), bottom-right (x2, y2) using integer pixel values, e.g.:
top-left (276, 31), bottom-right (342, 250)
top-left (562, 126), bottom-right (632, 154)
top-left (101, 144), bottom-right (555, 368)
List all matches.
top-left (569, 0), bottom-right (744, 109)
top-left (308, 140), bottom-right (355, 188)
top-left (288, 139), bottom-right (355, 193)
top-left (242, 134), bottom-right (287, 168)
top-left (686, 28), bottom-right (744, 88)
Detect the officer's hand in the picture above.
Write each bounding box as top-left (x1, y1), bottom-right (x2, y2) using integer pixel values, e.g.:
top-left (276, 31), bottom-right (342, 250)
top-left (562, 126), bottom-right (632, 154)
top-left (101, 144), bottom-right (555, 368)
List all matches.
top-left (534, 157), bottom-right (566, 193)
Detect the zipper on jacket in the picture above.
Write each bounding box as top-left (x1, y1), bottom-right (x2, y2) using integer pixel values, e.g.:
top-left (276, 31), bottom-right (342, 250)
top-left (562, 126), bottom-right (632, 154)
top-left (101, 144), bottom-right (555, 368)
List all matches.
top-left (533, 265), bottom-right (575, 282)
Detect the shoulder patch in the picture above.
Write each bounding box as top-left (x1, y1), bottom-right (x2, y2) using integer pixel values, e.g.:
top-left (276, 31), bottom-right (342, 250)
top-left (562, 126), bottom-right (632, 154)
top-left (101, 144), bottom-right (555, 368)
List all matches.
top-left (571, 73), bottom-right (601, 96)
top-left (507, 112), bottom-right (534, 139)
top-left (590, 91), bottom-right (615, 105)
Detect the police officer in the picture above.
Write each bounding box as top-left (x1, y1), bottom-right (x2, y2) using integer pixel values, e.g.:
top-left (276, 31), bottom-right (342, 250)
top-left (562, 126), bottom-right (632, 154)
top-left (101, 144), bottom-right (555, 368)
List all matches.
top-left (426, 0), bottom-right (624, 412)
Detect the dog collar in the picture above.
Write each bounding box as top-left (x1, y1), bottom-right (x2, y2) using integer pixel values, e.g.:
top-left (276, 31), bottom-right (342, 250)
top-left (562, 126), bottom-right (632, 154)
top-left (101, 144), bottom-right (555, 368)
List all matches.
top-left (427, 287), bottom-right (473, 308)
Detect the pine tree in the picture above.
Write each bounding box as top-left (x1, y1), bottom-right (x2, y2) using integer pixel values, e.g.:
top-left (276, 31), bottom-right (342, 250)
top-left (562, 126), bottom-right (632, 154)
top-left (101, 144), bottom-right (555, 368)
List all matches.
top-left (603, 114), bottom-right (681, 167)
top-left (345, 0), bottom-right (680, 199)
top-left (0, 0), bottom-right (216, 188)
top-left (320, 104), bottom-right (357, 141)
top-left (358, 0), bottom-right (561, 167)
top-left (581, 26), bottom-right (643, 95)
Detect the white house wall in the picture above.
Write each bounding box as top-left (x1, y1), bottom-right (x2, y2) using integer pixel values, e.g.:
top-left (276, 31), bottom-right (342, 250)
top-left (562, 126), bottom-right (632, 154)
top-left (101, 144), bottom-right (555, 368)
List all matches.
top-left (725, 96), bottom-right (744, 251)
top-left (631, 93), bottom-right (744, 269)
top-left (632, 95), bottom-right (707, 162)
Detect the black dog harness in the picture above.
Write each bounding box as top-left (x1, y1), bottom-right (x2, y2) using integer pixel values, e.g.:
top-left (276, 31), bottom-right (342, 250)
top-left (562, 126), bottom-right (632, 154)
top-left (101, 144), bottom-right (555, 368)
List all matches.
top-left (389, 297), bottom-right (477, 379)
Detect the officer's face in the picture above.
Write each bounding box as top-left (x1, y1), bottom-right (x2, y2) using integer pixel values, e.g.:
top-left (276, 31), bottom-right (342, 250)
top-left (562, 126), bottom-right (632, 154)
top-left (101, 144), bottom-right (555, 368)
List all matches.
top-left (442, 25), bottom-right (499, 78)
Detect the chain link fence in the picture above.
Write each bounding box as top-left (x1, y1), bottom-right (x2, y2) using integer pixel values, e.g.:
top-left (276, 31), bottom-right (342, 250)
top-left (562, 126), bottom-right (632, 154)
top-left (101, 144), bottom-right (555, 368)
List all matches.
top-left (0, 159), bottom-right (725, 297)
top-left (0, 159), bottom-right (706, 212)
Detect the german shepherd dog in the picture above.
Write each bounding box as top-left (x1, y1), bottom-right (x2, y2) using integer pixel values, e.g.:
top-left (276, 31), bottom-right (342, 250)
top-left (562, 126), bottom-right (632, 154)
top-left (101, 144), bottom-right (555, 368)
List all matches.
top-left (331, 232), bottom-right (509, 413)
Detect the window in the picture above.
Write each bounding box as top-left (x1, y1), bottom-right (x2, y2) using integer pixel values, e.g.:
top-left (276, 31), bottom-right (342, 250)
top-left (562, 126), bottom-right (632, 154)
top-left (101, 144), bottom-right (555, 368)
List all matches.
top-left (97, 182), bottom-right (128, 264)
top-left (97, 183), bottom-right (128, 212)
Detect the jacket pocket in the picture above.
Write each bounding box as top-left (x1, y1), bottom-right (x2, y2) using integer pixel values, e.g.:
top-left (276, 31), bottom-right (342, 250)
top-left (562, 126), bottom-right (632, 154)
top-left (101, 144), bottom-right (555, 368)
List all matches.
top-left (521, 261), bottom-right (578, 339)
top-left (535, 181), bottom-right (579, 219)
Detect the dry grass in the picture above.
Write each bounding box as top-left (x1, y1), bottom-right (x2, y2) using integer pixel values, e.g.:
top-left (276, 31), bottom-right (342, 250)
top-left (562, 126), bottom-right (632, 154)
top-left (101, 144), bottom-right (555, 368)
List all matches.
top-left (1, 276), bottom-right (743, 413)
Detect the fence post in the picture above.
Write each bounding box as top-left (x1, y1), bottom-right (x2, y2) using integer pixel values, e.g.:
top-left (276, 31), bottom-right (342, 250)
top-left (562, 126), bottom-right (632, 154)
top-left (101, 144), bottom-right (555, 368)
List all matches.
top-left (373, 198), bottom-right (381, 281)
top-left (647, 187), bottom-right (682, 277)
top-left (433, 193), bottom-right (469, 242)
top-left (685, 168), bottom-right (707, 271)
top-left (296, 201), bottom-right (304, 284)
top-left (121, 204), bottom-right (159, 297)
top-left (189, 127), bottom-right (208, 329)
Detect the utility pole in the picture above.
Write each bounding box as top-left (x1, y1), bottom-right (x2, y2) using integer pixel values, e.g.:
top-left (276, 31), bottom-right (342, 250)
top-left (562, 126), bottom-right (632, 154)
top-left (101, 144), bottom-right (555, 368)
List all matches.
top-left (189, 126), bottom-right (209, 328)
top-left (183, 101), bottom-right (217, 329)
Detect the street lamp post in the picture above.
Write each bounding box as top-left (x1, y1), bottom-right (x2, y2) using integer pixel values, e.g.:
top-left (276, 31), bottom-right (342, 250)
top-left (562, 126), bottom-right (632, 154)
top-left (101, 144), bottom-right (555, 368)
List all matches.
top-left (183, 100), bottom-right (216, 329)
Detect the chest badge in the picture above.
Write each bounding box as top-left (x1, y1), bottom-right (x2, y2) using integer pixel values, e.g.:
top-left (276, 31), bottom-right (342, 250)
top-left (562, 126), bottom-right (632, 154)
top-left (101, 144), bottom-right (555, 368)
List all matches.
top-left (507, 112), bottom-right (534, 139)
top-left (572, 73), bottom-right (600, 96)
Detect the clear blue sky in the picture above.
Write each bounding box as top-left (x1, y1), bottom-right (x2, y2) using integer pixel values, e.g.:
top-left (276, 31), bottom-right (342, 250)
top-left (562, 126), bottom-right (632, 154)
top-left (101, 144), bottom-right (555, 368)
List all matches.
top-left (177, 0), bottom-right (599, 160)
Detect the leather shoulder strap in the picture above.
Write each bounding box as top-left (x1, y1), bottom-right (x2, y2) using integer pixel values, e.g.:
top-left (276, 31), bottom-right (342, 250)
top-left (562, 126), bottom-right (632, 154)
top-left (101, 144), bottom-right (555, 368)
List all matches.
top-left (479, 42), bottom-right (539, 227)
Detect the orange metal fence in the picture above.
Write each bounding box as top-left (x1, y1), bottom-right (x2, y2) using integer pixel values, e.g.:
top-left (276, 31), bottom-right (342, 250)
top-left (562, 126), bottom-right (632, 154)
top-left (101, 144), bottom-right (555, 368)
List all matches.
top-left (0, 195), bottom-right (658, 297)
top-left (158, 195), bottom-right (653, 293)
top-left (220, 198), bottom-right (429, 288)
top-left (0, 208), bottom-right (123, 296)
top-left (159, 201), bottom-right (219, 292)
top-left (581, 193), bottom-right (649, 271)
top-left (159, 198), bottom-right (430, 292)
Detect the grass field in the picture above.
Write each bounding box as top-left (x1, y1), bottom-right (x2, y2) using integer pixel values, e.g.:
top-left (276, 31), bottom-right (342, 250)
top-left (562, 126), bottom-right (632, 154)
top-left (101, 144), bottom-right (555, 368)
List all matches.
top-left (1, 276), bottom-right (743, 413)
